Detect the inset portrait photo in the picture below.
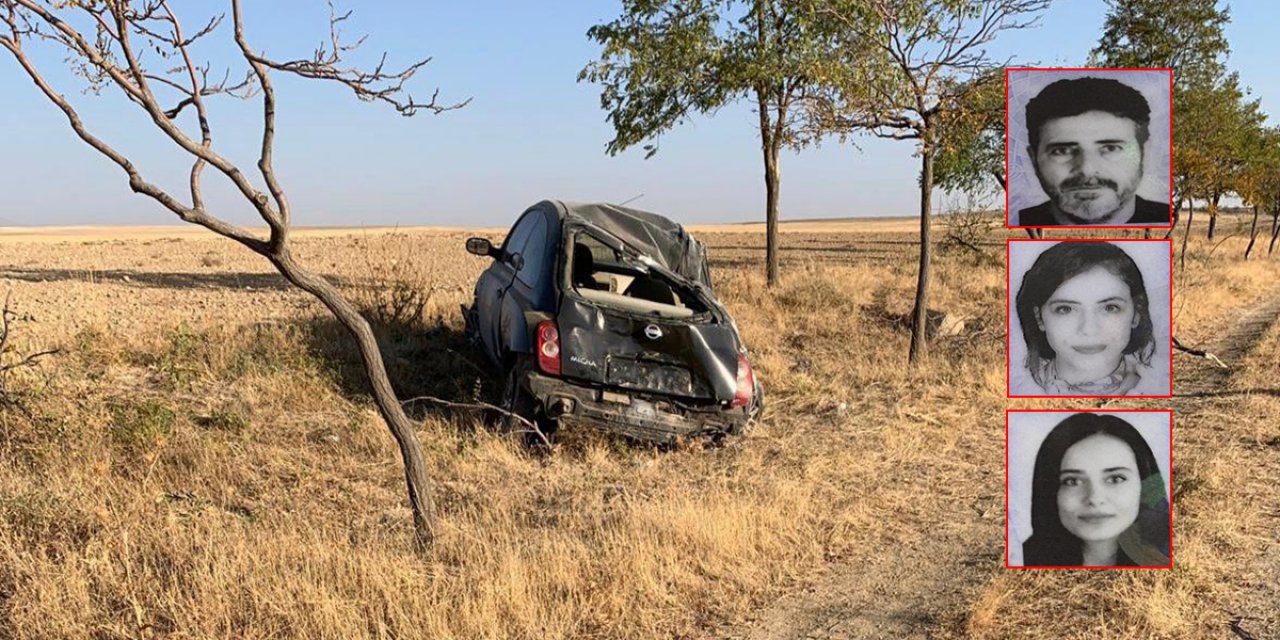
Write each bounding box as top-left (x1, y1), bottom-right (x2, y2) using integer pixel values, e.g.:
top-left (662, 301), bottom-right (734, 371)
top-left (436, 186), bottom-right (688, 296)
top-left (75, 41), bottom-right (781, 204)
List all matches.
top-left (1007, 410), bottom-right (1172, 569)
top-left (1007, 239), bottom-right (1172, 398)
top-left (1007, 68), bottom-right (1173, 228)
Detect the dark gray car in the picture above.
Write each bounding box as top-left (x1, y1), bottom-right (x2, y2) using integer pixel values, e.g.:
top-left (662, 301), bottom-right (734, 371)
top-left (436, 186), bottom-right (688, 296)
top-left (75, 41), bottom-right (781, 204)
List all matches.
top-left (462, 200), bottom-right (762, 443)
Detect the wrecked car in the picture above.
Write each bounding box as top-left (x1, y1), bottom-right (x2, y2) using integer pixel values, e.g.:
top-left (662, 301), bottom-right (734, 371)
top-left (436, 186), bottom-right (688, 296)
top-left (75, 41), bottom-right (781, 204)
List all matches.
top-left (462, 200), bottom-right (762, 444)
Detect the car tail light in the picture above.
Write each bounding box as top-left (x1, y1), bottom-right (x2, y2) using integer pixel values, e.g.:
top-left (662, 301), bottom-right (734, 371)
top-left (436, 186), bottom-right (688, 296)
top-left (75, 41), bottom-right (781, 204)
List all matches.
top-left (731, 355), bottom-right (753, 408)
top-left (536, 321), bottom-right (561, 375)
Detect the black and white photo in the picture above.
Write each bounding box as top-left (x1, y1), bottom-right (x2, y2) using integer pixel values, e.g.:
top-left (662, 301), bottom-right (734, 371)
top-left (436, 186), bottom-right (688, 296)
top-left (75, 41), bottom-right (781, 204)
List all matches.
top-left (1007, 411), bottom-right (1172, 568)
top-left (1008, 240), bottom-right (1171, 397)
top-left (1007, 69), bottom-right (1172, 227)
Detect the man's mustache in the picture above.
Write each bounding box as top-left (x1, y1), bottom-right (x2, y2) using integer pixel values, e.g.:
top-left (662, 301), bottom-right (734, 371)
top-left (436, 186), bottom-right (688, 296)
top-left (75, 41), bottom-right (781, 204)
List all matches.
top-left (1059, 176), bottom-right (1119, 191)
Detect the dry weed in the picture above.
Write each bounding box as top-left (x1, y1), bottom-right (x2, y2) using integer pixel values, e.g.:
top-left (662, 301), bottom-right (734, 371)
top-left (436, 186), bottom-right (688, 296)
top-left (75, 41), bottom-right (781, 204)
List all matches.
top-left (0, 221), bottom-right (1274, 638)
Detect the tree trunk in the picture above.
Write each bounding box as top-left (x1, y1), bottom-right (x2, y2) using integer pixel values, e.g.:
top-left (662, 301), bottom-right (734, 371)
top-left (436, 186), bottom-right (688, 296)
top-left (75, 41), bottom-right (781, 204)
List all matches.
top-left (1269, 209), bottom-right (1280, 255)
top-left (1207, 193), bottom-right (1220, 240)
top-left (1180, 206), bottom-right (1195, 271)
top-left (270, 247), bottom-right (437, 546)
top-left (1245, 204), bottom-right (1261, 259)
top-left (763, 144), bottom-right (781, 287)
top-left (908, 144), bottom-right (934, 364)
top-left (751, 0), bottom-right (783, 289)
top-left (1164, 197), bottom-right (1184, 240)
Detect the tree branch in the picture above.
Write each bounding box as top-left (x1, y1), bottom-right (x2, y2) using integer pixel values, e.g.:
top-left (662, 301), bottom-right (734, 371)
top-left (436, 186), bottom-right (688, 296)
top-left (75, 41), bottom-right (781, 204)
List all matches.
top-left (0, 34), bottom-right (266, 253)
top-left (158, 0), bottom-right (212, 212)
top-left (231, 0), bottom-right (289, 245)
top-left (240, 0), bottom-right (469, 117)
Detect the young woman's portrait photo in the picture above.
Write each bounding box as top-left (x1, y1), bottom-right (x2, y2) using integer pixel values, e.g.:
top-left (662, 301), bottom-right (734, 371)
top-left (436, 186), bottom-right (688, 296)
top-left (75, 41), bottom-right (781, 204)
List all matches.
top-left (1007, 411), bottom-right (1172, 568)
top-left (1008, 239), bottom-right (1171, 397)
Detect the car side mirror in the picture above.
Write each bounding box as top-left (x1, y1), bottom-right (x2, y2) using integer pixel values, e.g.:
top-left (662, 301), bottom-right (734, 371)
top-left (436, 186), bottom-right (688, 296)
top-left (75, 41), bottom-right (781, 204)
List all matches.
top-left (466, 237), bottom-right (498, 259)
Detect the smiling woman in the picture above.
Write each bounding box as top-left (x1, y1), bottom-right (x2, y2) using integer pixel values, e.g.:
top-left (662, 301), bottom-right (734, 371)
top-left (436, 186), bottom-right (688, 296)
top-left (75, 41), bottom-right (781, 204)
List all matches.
top-left (1007, 411), bottom-right (1172, 569)
top-left (1009, 240), bottom-right (1171, 397)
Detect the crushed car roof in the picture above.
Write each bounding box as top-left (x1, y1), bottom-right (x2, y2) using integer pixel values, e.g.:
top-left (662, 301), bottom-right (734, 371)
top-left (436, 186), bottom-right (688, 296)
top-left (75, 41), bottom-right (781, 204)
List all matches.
top-left (540, 200), bottom-right (710, 286)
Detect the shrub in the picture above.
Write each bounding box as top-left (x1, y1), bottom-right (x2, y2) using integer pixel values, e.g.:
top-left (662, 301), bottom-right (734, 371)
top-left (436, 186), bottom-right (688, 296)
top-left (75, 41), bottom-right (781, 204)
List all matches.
top-left (108, 399), bottom-right (175, 451)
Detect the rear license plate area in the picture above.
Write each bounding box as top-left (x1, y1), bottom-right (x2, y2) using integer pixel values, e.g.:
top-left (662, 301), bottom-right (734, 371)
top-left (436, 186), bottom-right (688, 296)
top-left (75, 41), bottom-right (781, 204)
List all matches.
top-left (606, 358), bottom-right (693, 396)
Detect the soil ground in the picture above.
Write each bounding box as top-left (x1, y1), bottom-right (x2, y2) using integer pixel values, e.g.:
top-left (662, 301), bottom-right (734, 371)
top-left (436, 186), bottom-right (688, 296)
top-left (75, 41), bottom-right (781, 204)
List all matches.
top-left (727, 289), bottom-right (1280, 640)
top-left (0, 216), bottom-right (1275, 639)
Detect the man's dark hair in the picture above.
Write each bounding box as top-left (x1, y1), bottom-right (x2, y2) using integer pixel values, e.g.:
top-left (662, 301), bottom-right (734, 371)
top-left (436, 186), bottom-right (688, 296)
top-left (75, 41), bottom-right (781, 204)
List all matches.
top-left (1025, 77), bottom-right (1151, 151)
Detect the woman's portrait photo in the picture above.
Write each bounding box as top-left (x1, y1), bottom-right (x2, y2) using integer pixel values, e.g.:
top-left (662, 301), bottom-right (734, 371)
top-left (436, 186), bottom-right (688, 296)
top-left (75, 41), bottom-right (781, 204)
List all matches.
top-left (1007, 411), bottom-right (1172, 568)
top-left (1008, 239), bottom-right (1171, 397)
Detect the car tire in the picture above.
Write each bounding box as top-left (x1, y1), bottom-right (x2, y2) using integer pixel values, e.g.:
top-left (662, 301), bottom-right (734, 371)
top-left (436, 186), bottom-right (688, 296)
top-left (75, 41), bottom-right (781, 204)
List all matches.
top-left (500, 355), bottom-right (534, 430)
top-left (500, 355), bottom-right (558, 444)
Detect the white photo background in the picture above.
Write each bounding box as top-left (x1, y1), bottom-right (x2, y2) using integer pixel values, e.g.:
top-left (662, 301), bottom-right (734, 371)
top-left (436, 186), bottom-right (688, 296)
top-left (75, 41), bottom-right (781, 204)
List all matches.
top-left (1007, 411), bottom-right (1172, 567)
top-left (1008, 240), bottom-right (1172, 396)
top-left (1007, 69), bottom-right (1172, 222)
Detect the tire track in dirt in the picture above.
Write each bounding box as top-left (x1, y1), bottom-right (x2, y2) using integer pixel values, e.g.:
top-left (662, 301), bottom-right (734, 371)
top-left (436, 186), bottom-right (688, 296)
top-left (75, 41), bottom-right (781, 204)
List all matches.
top-left (719, 292), bottom-right (1280, 640)
top-left (726, 528), bottom-right (994, 640)
top-left (1171, 291), bottom-right (1280, 639)
top-left (1174, 291), bottom-right (1280, 395)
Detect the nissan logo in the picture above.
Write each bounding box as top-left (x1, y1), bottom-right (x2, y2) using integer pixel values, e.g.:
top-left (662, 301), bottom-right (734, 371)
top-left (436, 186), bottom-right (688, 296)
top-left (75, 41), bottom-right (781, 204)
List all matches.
top-left (643, 324), bottom-right (663, 340)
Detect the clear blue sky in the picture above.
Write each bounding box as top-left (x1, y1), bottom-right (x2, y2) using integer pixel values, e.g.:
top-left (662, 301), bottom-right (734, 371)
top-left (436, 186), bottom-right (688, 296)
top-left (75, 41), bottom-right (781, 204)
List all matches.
top-left (0, 1), bottom-right (1275, 227)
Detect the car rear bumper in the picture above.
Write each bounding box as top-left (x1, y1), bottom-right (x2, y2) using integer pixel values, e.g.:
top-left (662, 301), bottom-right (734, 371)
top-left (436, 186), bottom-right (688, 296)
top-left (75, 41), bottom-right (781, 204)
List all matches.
top-left (525, 371), bottom-right (748, 443)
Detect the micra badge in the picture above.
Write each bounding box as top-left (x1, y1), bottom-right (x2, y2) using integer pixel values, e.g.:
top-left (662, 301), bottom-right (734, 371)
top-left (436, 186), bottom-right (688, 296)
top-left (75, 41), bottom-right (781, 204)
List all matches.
top-left (643, 324), bottom-right (663, 340)
top-left (569, 355), bottom-right (599, 369)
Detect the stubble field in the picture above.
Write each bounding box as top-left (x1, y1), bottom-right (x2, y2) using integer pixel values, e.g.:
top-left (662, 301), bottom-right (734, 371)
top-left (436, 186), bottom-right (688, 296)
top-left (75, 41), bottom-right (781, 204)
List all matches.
top-left (0, 215), bottom-right (1276, 639)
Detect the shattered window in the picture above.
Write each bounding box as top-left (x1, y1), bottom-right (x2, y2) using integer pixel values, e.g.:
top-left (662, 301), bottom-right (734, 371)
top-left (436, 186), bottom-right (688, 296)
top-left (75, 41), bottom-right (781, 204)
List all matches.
top-left (569, 231), bottom-right (709, 317)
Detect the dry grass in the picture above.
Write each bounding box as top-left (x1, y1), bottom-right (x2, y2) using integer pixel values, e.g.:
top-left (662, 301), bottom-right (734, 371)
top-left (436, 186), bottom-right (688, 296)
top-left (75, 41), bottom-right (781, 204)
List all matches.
top-left (944, 218), bottom-right (1280, 640)
top-left (0, 217), bottom-right (1275, 638)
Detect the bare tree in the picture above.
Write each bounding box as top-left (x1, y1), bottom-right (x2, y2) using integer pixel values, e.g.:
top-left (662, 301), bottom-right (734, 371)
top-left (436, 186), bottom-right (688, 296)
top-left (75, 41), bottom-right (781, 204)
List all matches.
top-left (0, 0), bottom-right (466, 545)
top-left (805, 0), bottom-right (1050, 363)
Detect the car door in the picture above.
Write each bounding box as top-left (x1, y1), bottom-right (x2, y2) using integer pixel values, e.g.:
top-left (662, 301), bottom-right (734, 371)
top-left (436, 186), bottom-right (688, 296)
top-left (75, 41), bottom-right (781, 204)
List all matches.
top-left (497, 210), bottom-right (550, 357)
top-left (476, 210), bottom-right (539, 365)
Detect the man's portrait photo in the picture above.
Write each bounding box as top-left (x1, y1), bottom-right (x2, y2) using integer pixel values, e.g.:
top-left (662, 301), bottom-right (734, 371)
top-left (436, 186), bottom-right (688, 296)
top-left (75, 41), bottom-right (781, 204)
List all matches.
top-left (1007, 69), bottom-right (1172, 227)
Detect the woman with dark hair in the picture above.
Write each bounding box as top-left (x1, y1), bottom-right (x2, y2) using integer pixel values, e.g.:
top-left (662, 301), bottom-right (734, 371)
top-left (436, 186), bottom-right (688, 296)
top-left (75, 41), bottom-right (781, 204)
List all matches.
top-left (1013, 241), bottom-right (1161, 396)
top-left (1021, 413), bottom-right (1170, 567)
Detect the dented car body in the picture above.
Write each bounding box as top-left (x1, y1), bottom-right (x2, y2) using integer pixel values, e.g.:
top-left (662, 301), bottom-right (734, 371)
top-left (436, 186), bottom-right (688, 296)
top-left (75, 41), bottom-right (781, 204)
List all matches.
top-left (462, 200), bottom-right (761, 443)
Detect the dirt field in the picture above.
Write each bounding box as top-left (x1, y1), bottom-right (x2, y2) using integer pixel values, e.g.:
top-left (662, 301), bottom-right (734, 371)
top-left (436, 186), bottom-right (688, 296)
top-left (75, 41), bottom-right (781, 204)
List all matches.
top-left (0, 214), bottom-right (1276, 639)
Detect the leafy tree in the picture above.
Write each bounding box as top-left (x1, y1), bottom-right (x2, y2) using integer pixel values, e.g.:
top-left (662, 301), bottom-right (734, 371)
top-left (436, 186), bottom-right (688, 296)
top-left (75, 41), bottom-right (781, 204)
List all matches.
top-left (580, 0), bottom-right (826, 286)
top-left (933, 70), bottom-right (1006, 197)
top-left (1239, 126), bottom-right (1280, 258)
top-left (932, 69), bottom-right (1044, 239)
top-left (0, 0), bottom-right (463, 545)
top-left (1091, 0), bottom-right (1232, 232)
top-left (1091, 0), bottom-right (1230, 84)
top-left (803, 0), bottom-right (1050, 363)
top-left (1192, 76), bottom-right (1264, 240)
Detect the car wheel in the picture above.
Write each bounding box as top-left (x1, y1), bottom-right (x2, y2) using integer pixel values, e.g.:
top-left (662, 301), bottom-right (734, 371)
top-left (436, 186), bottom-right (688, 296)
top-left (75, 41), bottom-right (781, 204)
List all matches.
top-left (500, 355), bottom-right (534, 430)
top-left (500, 354), bottom-right (559, 445)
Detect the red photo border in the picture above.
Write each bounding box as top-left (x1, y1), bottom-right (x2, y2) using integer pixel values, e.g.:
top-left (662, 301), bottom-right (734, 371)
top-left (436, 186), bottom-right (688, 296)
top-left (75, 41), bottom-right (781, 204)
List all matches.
top-left (1006, 238), bottom-right (1174, 399)
top-left (1004, 67), bottom-right (1175, 230)
top-left (1005, 408), bottom-right (1174, 570)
